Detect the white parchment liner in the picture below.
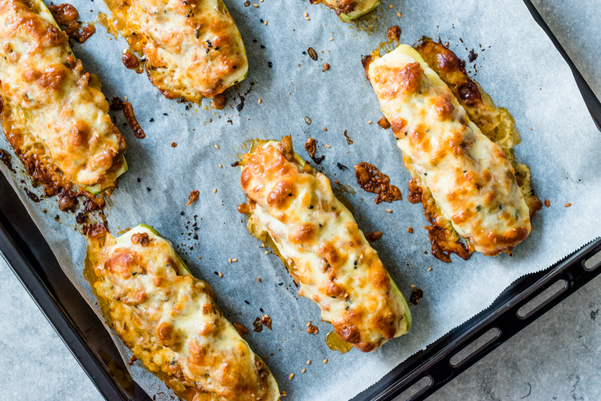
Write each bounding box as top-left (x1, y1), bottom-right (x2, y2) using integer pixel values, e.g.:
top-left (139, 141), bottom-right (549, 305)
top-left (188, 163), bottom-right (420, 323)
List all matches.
top-left (1, 0), bottom-right (601, 399)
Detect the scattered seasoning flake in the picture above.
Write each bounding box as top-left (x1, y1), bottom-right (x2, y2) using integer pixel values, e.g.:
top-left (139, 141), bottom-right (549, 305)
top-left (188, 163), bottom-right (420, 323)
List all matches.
top-left (323, 359), bottom-right (328, 364)
top-left (258, 277), bottom-right (262, 282)
top-left (253, 3), bottom-right (258, 7)
top-left (219, 163), bottom-right (222, 168)
top-left (264, 20), bottom-right (268, 25)
top-left (282, 391), bottom-right (287, 397)
top-left (368, 120), bottom-right (372, 124)
top-left (329, 38), bottom-right (334, 41)
top-left (304, 12), bottom-right (308, 17)
top-left (265, 251), bottom-right (269, 254)
top-left (428, 267), bottom-right (433, 271)
top-left (229, 258), bottom-right (232, 263)
top-left (258, 314), bottom-right (272, 330)
top-left (289, 373), bottom-right (295, 380)
top-left (409, 287), bottom-right (424, 305)
top-left (218, 272), bottom-right (223, 277)
top-left (544, 199), bottom-right (551, 207)
top-left (324, 127), bottom-right (328, 131)
top-left (171, 142), bottom-right (177, 148)
top-left (565, 203), bottom-right (572, 207)
top-left (334, 180), bottom-right (340, 184)
top-left (302, 369), bottom-right (307, 373)
top-left (214, 144), bottom-right (220, 149)
top-left (307, 321), bottom-right (311, 327)
top-left (186, 190), bottom-right (199, 206)
top-left (307, 360), bottom-right (311, 365)
top-left (397, 12), bottom-right (401, 17)
top-left (323, 63), bottom-right (330, 71)
top-left (389, 4), bottom-right (393, 7)
top-left (325, 144), bottom-right (331, 148)
top-left (307, 324), bottom-right (318, 334)
top-left (261, 243), bottom-right (265, 248)
top-left (213, 188), bottom-right (217, 193)
top-left (386, 209), bottom-right (393, 213)
top-left (306, 17), bottom-right (310, 20)
top-left (258, 98), bottom-right (262, 104)
top-left (232, 258), bottom-right (238, 262)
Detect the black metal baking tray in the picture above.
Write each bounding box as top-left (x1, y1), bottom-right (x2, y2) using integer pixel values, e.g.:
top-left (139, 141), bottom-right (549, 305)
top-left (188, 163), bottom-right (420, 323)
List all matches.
top-left (0, 1), bottom-right (600, 400)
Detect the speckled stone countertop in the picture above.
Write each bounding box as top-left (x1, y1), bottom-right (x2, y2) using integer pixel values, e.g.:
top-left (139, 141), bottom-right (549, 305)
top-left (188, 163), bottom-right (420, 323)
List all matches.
top-left (1, 1), bottom-right (600, 400)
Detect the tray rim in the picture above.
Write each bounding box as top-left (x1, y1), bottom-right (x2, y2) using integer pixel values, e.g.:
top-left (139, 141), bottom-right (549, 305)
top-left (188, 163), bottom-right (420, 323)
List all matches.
top-left (1, 0), bottom-right (600, 400)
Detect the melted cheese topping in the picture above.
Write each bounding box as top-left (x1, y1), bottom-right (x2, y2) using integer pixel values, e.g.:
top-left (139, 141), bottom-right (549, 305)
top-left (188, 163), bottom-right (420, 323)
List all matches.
top-left (368, 45), bottom-right (531, 256)
top-left (415, 41), bottom-right (542, 219)
top-left (105, 0), bottom-right (248, 101)
top-left (86, 226), bottom-right (277, 401)
top-left (313, 0), bottom-right (380, 20)
top-left (240, 138), bottom-right (410, 353)
top-left (0, 0), bottom-right (126, 195)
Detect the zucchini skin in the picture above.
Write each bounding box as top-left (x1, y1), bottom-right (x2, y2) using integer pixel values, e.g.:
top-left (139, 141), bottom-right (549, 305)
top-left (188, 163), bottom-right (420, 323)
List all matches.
top-left (239, 137), bottom-right (411, 353)
top-left (85, 224), bottom-right (280, 401)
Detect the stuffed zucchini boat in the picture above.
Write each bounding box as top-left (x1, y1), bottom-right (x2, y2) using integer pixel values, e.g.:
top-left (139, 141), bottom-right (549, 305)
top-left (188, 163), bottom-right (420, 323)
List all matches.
top-left (103, 0), bottom-right (248, 102)
top-left (238, 137), bottom-right (411, 353)
top-left (311, 0), bottom-right (380, 21)
top-left (85, 224), bottom-right (279, 401)
top-left (0, 0), bottom-right (127, 198)
top-left (364, 44), bottom-right (534, 258)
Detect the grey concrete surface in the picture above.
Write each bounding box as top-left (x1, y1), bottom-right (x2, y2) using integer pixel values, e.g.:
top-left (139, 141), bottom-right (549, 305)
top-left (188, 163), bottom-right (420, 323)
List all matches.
top-left (0, 0), bottom-right (600, 400)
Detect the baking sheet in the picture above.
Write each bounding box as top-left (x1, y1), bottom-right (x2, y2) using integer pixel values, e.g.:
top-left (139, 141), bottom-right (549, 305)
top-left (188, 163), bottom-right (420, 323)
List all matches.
top-left (1, 0), bottom-right (601, 400)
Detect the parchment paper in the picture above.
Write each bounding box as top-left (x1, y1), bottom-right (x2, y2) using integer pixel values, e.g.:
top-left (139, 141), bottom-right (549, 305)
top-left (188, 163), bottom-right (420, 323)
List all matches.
top-left (1, 0), bottom-right (601, 400)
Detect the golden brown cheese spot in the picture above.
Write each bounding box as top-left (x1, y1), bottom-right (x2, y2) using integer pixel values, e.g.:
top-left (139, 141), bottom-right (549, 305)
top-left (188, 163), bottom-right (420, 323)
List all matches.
top-left (433, 95), bottom-right (455, 120)
top-left (240, 167), bottom-right (253, 192)
top-left (131, 232), bottom-right (150, 247)
top-left (105, 251), bottom-right (138, 279)
top-left (377, 115), bottom-right (391, 129)
top-left (237, 202), bottom-right (251, 214)
top-left (69, 120), bottom-right (90, 148)
top-left (391, 118), bottom-right (408, 138)
top-left (318, 241), bottom-right (346, 269)
top-left (369, 269), bottom-right (391, 293)
top-left (267, 179), bottom-right (296, 210)
top-left (399, 62), bottom-right (423, 95)
top-left (289, 223), bottom-right (317, 245)
top-left (156, 321), bottom-right (178, 347)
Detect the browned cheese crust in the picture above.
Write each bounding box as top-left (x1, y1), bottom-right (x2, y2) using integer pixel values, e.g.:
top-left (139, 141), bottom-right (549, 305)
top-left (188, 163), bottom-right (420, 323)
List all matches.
top-left (0, 0), bottom-right (126, 197)
top-left (400, 41), bottom-right (543, 261)
top-left (103, 0), bottom-right (248, 101)
top-left (86, 226), bottom-right (276, 401)
top-left (366, 44), bottom-right (533, 258)
top-left (239, 137), bottom-right (410, 352)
